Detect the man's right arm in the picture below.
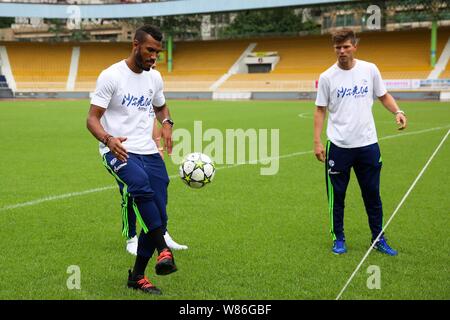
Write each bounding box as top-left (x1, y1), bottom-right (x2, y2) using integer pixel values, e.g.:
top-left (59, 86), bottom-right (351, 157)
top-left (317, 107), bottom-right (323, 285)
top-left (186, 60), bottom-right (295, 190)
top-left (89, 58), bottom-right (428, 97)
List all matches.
top-left (86, 104), bottom-right (129, 162)
top-left (86, 104), bottom-right (107, 142)
top-left (314, 106), bottom-right (327, 162)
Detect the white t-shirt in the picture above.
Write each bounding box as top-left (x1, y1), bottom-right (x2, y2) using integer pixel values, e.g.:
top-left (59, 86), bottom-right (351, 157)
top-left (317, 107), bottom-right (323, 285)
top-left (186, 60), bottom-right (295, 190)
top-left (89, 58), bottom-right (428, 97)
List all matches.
top-left (315, 59), bottom-right (387, 148)
top-left (91, 60), bottom-right (165, 155)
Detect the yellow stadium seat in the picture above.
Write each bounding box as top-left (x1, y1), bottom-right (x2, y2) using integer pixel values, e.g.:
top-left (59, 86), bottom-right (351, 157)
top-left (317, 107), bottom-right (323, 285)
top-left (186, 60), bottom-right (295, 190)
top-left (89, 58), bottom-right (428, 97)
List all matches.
top-left (4, 27), bottom-right (450, 92)
top-left (6, 42), bottom-right (72, 91)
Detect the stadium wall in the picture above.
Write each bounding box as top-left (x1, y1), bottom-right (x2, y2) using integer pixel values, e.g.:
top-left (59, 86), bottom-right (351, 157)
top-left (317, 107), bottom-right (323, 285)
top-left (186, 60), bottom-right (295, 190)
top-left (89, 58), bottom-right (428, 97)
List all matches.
top-left (247, 91), bottom-right (441, 100)
top-left (0, 89), bottom-right (13, 98)
top-left (10, 90), bottom-right (442, 101)
top-left (166, 92), bottom-right (213, 100)
top-left (14, 91), bottom-right (90, 99)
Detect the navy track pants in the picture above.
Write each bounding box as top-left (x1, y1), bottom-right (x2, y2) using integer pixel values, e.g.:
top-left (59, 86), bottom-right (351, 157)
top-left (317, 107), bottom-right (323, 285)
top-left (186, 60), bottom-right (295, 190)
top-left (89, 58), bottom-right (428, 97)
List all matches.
top-left (103, 152), bottom-right (169, 258)
top-left (325, 141), bottom-right (384, 241)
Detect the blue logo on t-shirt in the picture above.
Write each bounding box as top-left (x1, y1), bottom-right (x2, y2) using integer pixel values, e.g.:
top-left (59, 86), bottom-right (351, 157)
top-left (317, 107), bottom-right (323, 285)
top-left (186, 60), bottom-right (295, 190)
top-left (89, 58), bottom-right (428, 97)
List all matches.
top-left (121, 93), bottom-right (152, 111)
top-left (337, 85), bottom-right (369, 98)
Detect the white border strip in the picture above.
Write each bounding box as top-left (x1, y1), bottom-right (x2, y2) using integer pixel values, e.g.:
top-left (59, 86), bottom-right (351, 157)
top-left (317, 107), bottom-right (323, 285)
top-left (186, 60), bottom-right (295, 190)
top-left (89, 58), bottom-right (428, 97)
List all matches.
top-left (66, 46), bottom-right (80, 91)
top-left (335, 129), bottom-right (450, 300)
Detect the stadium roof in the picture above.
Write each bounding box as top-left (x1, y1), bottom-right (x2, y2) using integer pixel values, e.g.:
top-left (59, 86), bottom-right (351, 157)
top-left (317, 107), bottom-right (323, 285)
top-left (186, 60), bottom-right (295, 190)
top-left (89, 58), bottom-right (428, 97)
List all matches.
top-left (0, 0), bottom-right (351, 18)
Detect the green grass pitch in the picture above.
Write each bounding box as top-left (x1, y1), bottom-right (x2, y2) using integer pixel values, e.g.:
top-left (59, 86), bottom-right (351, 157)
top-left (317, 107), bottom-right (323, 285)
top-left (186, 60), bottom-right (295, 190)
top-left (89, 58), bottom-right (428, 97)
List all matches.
top-left (0, 99), bottom-right (449, 300)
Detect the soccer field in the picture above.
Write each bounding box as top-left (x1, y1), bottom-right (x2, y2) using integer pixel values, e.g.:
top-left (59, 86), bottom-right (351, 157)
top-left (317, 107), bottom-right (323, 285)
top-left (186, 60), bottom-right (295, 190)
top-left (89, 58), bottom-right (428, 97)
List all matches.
top-left (0, 99), bottom-right (449, 300)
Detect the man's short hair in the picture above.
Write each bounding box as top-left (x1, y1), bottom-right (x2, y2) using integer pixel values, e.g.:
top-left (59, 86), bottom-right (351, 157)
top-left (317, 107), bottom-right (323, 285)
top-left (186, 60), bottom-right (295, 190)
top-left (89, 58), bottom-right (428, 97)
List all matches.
top-left (134, 25), bottom-right (163, 43)
top-left (332, 29), bottom-right (357, 45)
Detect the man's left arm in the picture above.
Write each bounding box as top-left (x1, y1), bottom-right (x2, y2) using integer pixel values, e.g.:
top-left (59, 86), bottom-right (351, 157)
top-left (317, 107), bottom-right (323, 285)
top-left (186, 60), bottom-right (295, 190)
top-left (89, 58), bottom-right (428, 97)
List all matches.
top-left (154, 103), bottom-right (173, 155)
top-left (373, 64), bottom-right (407, 131)
top-left (378, 93), bottom-right (407, 130)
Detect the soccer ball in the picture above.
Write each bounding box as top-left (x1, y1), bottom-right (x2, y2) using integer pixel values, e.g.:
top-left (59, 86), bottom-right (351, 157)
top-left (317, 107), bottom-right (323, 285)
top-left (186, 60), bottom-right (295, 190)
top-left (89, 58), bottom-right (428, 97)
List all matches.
top-left (179, 152), bottom-right (215, 188)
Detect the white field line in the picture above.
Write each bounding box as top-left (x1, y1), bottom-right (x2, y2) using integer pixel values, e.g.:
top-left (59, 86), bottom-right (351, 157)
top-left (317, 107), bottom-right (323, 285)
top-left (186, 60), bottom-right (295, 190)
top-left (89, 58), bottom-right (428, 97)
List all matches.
top-left (298, 113), bottom-right (313, 119)
top-left (0, 186), bottom-right (116, 212)
top-left (0, 126), bottom-right (448, 212)
top-left (335, 129), bottom-right (450, 300)
top-left (378, 125), bottom-right (450, 140)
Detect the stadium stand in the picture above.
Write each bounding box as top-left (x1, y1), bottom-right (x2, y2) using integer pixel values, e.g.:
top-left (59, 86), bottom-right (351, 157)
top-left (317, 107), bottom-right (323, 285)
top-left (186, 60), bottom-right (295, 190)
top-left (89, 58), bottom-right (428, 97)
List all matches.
top-left (439, 68), bottom-right (450, 79)
top-left (161, 39), bottom-right (251, 91)
top-left (0, 74), bottom-right (7, 88)
top-left (5, 42), bottom-right (72, 91)
top-left (438, 42), bottom-right (450, 78)
top-left (357, 29), bottom-right (450, 79)
top-left (2, 28), bottom-right (450, 93)
top-left (439, 68), bottom-right (450, 78)
top-left (73, 39), bottom-right (250, 91)
top-left (219, 34), bottom-right (334, 92)
top-left (0, 74), bottom-right (13, 98)
top-left (75, 42), bottom-right (130, 91)
top-left (218, 28), bottom-right (450, 92)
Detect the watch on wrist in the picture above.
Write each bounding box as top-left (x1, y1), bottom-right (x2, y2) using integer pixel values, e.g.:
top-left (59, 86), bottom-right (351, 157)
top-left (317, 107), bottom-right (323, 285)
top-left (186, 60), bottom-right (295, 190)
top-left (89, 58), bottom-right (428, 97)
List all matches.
top-left (162, 118), bottom-right (174, 127)
top-left (395, 110), bottom-right (405, 115)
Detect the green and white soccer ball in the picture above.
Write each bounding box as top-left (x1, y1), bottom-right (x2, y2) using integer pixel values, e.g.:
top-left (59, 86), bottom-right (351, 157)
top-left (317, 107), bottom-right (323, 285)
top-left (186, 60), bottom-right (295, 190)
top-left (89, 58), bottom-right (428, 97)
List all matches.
top-left (179, 152), bottom-right (215, 188)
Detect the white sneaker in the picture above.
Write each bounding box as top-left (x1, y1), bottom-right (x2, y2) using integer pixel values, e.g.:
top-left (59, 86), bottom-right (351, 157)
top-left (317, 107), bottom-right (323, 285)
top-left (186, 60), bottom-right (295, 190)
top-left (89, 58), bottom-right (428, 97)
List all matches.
top-left (126, 235), bottom-right (138, 256)
top-left (164, 231), bottom-right (188, 250)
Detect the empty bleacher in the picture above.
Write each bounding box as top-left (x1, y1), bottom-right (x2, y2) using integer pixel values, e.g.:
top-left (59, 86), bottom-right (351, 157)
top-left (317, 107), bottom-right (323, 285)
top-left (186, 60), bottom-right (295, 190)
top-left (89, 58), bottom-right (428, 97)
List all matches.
top-left (161, 39), bottom-right (251, 91)
top-left (2, 28), bottom-right (449, 93)
top-left (357, 29), bottom-right (450, 79)
top-left (219, 34), bottom-right (333, 92)
top-left (439, 68), bottom-right (450, 79)
top-left (438, 37), bottom-right (450, 79)
top-left (219, 29), bottom-right (450, 92)
top-left (75, 42), bottom-right (130, 91)
top-left (74, 39), bottom-right (250, 91)
top-left (0, 74), bottom-right (13, 98)
top-left (0, 75), bottom-right (8, 89)
top-left (5, 42), bottom-right (72, 91)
